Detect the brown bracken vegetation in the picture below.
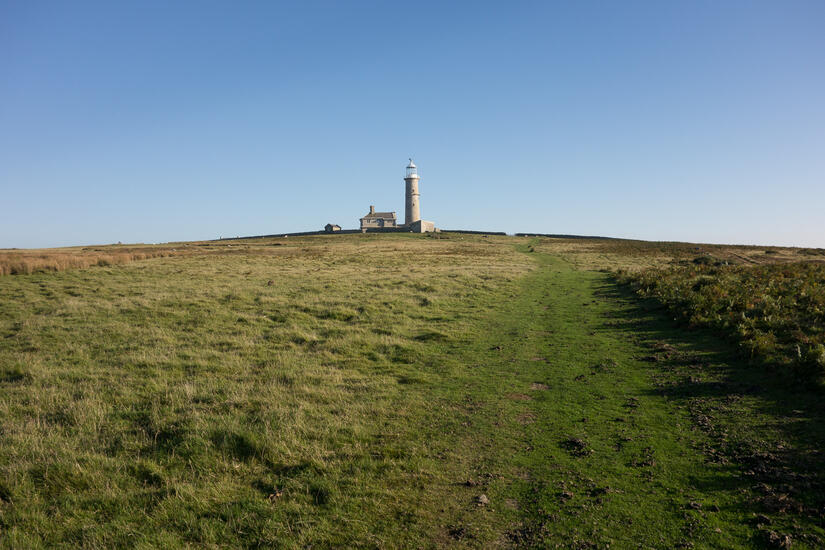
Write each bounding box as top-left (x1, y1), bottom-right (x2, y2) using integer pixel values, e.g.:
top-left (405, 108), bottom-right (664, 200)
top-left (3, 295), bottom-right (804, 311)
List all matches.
top-left (0, 247), bottom-right (179, 275)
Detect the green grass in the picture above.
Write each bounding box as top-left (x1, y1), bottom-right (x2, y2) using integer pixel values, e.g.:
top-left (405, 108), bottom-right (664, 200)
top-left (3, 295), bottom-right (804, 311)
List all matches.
top-left (1, 233), bottom-right (824, 547)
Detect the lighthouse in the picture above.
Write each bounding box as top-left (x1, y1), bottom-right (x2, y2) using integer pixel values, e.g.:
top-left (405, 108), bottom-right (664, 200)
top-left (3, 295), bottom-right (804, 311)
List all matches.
top-left (357, 159), bottom-right (436, 233)
top-left (404, 158), bottom-right (421, 226)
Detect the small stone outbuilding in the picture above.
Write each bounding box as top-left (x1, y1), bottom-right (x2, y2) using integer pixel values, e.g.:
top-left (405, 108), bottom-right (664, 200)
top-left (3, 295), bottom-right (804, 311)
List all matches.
top-left (408, 220), bottom-right (436, 233)
top-left (324, 223), bottom-right (342, 233)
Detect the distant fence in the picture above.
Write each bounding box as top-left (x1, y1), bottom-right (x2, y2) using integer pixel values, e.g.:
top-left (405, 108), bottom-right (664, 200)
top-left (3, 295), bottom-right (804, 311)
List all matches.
top-left (440, 229), bottom-right (508, 236)
top-left (514, 233), bottom-right (615, 240)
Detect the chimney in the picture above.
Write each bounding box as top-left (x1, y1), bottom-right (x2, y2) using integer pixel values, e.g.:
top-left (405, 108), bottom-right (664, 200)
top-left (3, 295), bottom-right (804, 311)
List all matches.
top-left (369, 205), bottom-right (375, 215)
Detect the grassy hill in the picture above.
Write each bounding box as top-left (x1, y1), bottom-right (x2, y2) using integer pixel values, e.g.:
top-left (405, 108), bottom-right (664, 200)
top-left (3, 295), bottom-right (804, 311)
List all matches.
top-left (1, 233), bottom-right (823, 548)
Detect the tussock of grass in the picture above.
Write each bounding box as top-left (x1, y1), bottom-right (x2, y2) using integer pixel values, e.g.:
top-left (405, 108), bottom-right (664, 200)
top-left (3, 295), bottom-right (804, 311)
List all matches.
top-left (412, 330), bottom-right (449, 342)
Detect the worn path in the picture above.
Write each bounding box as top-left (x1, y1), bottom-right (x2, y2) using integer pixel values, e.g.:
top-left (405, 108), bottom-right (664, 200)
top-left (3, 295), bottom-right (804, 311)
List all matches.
top-left (422, 249), bottom-right (813, 547)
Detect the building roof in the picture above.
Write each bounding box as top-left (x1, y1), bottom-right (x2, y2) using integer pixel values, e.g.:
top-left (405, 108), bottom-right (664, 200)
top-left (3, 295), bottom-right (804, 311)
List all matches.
top-left (361, 211), bottom-right (396, 219)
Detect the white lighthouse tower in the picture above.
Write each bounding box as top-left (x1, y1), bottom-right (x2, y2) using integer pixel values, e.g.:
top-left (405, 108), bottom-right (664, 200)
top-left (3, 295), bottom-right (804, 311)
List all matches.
top-left (404, 158), bottom-right (421, 226)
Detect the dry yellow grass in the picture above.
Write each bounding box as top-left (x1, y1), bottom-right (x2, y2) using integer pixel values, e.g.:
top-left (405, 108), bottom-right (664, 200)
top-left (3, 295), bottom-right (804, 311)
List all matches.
top-left (0, 233), bottom-right (526, 276)
top-left (0, 247), bottom-right (181, 275)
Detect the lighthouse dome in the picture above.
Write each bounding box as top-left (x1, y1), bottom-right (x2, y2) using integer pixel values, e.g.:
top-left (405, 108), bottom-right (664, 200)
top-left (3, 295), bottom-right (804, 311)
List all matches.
top-left (405, 158), bottom-right (419, 179)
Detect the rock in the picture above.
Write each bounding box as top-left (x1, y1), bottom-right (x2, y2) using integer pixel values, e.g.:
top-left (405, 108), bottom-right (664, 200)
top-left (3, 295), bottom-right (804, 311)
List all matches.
top-left (561, 437), bottom-right (593, 457)
top-left (764, 530), bottom-right (792, 549)
top-left (761, 494), bottom-right (802, 514)
top-left (477, 494), bottom-right (489, 506)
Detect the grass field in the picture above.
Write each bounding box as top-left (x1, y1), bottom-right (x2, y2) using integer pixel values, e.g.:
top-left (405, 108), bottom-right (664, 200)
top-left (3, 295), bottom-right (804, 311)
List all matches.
top-left (1, 233), bottom-right (824, 548)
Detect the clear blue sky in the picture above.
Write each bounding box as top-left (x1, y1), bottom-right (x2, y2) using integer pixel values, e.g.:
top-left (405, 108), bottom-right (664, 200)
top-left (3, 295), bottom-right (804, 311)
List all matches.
top-left (2, 1), bottom-right (823, 248)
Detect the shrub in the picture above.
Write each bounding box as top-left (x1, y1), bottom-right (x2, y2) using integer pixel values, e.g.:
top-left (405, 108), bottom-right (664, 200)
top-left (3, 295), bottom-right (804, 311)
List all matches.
top-left (618, 262), bottom-right (825, 383)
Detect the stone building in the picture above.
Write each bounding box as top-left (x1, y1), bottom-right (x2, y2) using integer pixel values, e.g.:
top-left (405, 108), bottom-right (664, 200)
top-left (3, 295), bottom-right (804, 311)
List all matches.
top-left (360, 206), bottom-right (397, 230)
top-left (324, 223), bottom-right (341, 232)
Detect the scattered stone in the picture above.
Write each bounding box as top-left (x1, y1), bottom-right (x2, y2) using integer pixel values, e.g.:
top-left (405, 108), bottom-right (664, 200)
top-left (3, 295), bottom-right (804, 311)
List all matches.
top-left (763, 530), bottom-right (792, 549)
top-left (477, 494), bottom-right (489, 506)
top-left (629, 447), bottom-right (656, 468)
top-left (593, 359), bottom-right (618, 372)
top-left (761, 494), bottom-right (803, 514)
top-left (753, 483), bottom-right (772, 495)
top-left (266, 280), bottom-right (274, 286)
top-left (561, 437), bottom-right (594, 457)
top-left (624, 397), bottom-right (640, 409)
top-left (755, 514), bottom-right (772, 525)
top-left (589, 486), bottom-right (613, 497)
top-left (560, 491), bottom-right (574, 501)
top-left (448, 525), bottom-right (469, 540)
top-left (530, 382), bottom-right (549, 391)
